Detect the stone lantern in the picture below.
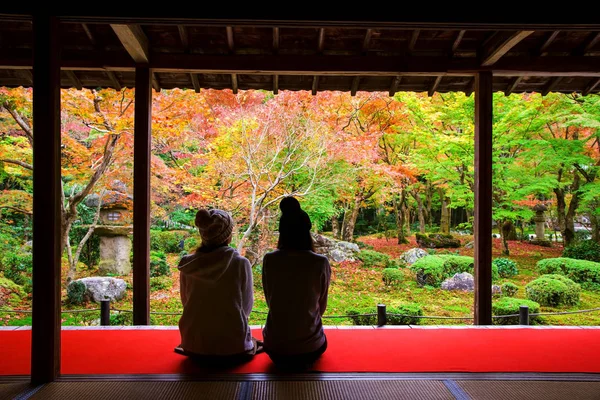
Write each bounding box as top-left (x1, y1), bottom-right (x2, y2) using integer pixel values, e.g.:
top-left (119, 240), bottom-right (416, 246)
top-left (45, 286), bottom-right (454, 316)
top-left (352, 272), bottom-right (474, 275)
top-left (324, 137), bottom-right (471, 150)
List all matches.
top-left (85, 180), bottom-right (133, 275)
top-left (530, 203), bottom-right (551, 247)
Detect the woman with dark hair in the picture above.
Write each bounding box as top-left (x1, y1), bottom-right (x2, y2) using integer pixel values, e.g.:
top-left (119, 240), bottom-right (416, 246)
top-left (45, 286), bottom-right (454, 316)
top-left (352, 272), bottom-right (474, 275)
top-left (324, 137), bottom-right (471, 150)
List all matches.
top-left (261, 197), bottom-right (331, 369)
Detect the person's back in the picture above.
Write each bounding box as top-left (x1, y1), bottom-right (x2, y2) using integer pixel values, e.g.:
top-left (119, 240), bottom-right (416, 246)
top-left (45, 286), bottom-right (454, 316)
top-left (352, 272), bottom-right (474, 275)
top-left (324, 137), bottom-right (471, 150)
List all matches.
top-left (262, 249), bottom-right (330, 355)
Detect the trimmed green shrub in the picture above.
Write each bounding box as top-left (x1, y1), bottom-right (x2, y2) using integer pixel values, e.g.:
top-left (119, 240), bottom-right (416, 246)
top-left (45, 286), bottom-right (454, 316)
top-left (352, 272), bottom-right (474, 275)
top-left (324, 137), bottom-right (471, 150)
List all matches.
top-left (1, 252), bottom-right (32, 289)
top-left (492, 297), bottom-right (541, 325)
top-left (382, 268), bottom-right (403, 286)
top-left (347, 303), bottom-right (423, 325)
top-left (526, 274), bottom-right (580, 306)
top-left (410, 255), bottom-right (497, 287)
top-left (150, 251), bottom-right (170, 277)
top-left (415, 233), bottom-right (461, 248)
top-left (67, 280), bottom-right (87, 305)
top-left (110, 311), bottom-right (133, 326)
top-left (581, 281), bottom-right (600, 292)
top-left (183, 236), bottom-right (201, 252)
top-left (493, 258), bottom-right (519, 278)
top-left (150, 276), bottom-right (171, 291)
top-left (502, 282), bottom-right (519, 297)
top-left (537, 257), bottom-right (600, 285)
top-left (563, 240), bottom-right (600, 263)
top-left (357, 250), bottom-right (397, 268)
top-left (150, 230), bottom-right (189, 254)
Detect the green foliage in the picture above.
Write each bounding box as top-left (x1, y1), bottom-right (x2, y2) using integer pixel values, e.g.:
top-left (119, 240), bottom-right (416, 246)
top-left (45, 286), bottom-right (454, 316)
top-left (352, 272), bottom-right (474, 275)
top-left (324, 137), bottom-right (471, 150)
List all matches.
top-left (169, 208), bottom-right (196, 227)
top-left (67, 281), bottom-right (87, 305)
top-left (502, 282), bottom-right (519, 297)
top-left (357, 250), bottom-right (397, 268)
top-left (1, 252), bottom-right (32, 290)
top-left (537, 257), bottom-right (600, 285)
top-left (150, 251), bottom-right (170, 277)
top-left (526, 274), bottom-right (580, 307)
top-left (563, 240), bottom-right (600, 263)
top-left (492, 297), bottom-right (541, 325)
top-left (347, 304), bottom-right (423, 325)
top-left (409, 255), bottom-right (493, 287)
top-left (150, 230), bottom-right (188, 254)
top-left (183, 236), bottom-right (201, 252)
top-left (150, 276), bottom-right (171, 291)
top-left (493, 258), bottom-right (519, 278)
top-left (355, 240), bottom-right (374, 250)
top-left (382, 268), bottom-right (403, 286)
top-left (0, 276), bottom-right (25, 304)
top-left (110, 311), bottom-right (133, 326)
top-left (415, 233), bottom-right (461, 248)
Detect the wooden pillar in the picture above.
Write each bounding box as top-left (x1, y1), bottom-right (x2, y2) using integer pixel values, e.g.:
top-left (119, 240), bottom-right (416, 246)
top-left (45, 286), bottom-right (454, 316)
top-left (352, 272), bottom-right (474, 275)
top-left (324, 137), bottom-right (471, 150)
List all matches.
top-left (31, 15), bottom-right (61, 383)
top-left (474, 72), bottom-right (493, 325)
top-left (133, 67), bottom-right (152, 325)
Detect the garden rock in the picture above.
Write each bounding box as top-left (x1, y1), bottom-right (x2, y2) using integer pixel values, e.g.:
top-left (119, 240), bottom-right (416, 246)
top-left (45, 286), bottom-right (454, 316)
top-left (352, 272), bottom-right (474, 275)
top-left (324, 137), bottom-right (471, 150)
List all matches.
top-left (68, 277), bottom-right (127, 303)
top-left (400, 248), bottom-right (428, 265)
top-left (416, 233), bottom-right (461, 248)
top-left (492, 285), bottom-right (502, 295)
top-left (464, 241), bottom-right (474, 249)
top-left (312, 233), bottom-right (359, 262)
top-left (441, 272), bottom-right (474, 291)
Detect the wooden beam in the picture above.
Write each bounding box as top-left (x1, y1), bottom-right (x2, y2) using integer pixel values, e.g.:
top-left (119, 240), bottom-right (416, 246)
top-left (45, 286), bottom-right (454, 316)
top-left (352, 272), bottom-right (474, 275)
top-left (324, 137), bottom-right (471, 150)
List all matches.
top-left (31, 15), bottom-right (61, 384)
top-left (81, 23), bottom-right (96, 46)
top-left (428, 76), bottom-right (442, 96)
top-left (465, 77), bottom-right (475, 96)
top-left (226, 26), bottom-right (234, 52)
top-left (351, 76), bottom-right (360, 96)
top-left (190, 73), bottom-right (200, 93)
top-left (317, 28), bottom-right (325, 53)
top-left (110, 24), bottom-right (149, 63)
top-left (20, 69), bottom-right (33, 85)
top-left (504, 76), bottom-right (522, 95)
top-left (389, 76), bottom-right (401, 96)
top-left (583, 77), bottom-right (600, 96)
top-left (474, 71), bottom-right (493, 326)
top-left (452, 30), bottom-right (466, 54)
top-left (152, 72), bottom-right (160, 92)
top-left (65, 70), bottom-right (82, 90)
top-left (542, 76), bottom-right (563, 95)
top-left (481, 30), bottom-right (534, 66)
top-left (231, 73), bottom-right (238, 94)
top-left (577, 32), bottom-right (600, 55)
top-left (273, 74), bottom-right (279, 94)
top-left (133, 66), bottom-right (152, 326)
top-left (409, 30), bottom-right (420, 53)
top-left (362, 29), bottom-right (372, 53)
top-left (273, 27), bottom-right (279, 54)
top-left (178, 25), bottom-right (188, 51)
top-left (312, 75), bottom-right (319, 95)
top-left (106, 71), bottom-right (122, 91)
top-left (538, 31), bottom-right (560, 56)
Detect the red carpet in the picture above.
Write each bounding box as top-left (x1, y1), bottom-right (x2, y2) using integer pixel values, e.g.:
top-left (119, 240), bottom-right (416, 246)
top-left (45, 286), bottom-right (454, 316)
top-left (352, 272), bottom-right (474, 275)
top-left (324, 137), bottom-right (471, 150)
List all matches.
top-left (1, 328), bottom-right (599, 375)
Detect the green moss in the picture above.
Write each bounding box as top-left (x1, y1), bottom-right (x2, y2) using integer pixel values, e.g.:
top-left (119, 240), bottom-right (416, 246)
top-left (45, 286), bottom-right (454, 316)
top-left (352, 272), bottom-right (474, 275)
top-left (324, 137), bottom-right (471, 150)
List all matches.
top-left (357, 250), bottom-right (397, 268)
top-left (537, 258), bottom-right (600, 284)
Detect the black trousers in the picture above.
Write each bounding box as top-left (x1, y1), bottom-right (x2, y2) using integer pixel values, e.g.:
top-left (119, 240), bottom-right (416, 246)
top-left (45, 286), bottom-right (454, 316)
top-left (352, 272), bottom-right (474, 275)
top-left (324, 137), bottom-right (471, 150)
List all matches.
top-left (266, 339), bottom-right (328, 370)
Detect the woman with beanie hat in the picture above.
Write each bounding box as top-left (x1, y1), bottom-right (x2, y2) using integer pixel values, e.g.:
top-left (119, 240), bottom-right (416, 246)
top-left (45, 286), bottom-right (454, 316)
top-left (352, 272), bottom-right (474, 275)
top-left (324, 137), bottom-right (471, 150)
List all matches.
top-left (175, 208), bottom-right (262, 363)
top-left (261, 196), bottom-right (331, 370)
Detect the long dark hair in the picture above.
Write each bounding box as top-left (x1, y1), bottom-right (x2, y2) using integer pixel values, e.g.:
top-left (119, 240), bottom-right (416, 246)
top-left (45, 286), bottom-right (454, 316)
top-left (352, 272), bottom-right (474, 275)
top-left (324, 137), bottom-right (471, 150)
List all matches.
top-left (277, 196), bottom-right (315, 251)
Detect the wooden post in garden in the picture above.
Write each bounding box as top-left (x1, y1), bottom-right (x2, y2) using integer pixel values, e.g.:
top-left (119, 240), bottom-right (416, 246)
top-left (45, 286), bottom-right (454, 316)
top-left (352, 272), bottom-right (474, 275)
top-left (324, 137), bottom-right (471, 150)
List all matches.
top-left (474, 72), bottom-right (493, 325)
top-left (31, 15), bottom-right (62, 383)
top-left (133, 67), bottom-right (152, 325)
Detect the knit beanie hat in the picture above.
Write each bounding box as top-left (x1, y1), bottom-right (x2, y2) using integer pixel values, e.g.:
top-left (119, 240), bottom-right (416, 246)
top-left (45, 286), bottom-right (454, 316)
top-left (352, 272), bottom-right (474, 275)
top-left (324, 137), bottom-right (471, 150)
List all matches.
top-left (279, 196), bottom-right (311, 233)
top-left (195, 209), bottom-right (234, 246)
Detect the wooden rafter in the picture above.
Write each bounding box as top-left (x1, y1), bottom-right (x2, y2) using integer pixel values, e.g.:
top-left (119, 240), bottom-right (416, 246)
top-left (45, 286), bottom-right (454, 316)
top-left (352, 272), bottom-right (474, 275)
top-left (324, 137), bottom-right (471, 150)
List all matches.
top-left (583, 77), bottom-right (600, 96)
top-left (312, 75), bottom-right (319, 95)
top-left (465, 77), bottom-right (475, 96)
top-left (389, 76), bottom-right (401, 96)
top-left (452, 30), bottom-right (466, 54)
top-left (317, 28), bottom-right (325, 53)
top-left (504, 76), bottom-right (522, 95)
top-left (542, 76), bottom-right (563, 95)
top-left (481, 30), bottom-right (534, 66)
top-left (409, 30), bottom-right (420, 53)
top-left (273, 27), bottom-right (279, 53)
top-left (273, 74), bottom-right (279, 94)
top-left (20, 69), bottom-right (33, 85)
top-left (538, 31), bottom-right (560, 56)
top-left (362, 29), bottom-right (372, 53)
top-left (226, 26), bottom-right (234, 52)
top-left (190, 73), bottom-right (200, 93)
top-left (577, 32), bottom-right (600, 55)
top-left (231, 73), bottom-right (238, 94)
top-left (66, 70), bottom-right (82, 90)
top-left (81, 23), bottom-right (96, 46)
top-left (110, 24), bottom-right (149, 63)
top-left (178, 25), bottom-right (188, 51)
top-left (106, 71), bottom-right (122, 91)
top-left (351, 76), bottom-right (361, 96)
top-left (428, 76), bottom-right (442, 96)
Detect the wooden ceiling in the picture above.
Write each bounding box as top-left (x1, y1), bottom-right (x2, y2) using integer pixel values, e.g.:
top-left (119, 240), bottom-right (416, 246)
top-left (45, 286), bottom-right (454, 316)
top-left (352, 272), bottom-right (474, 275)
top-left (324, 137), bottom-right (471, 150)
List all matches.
top-left (0, 15), bottom-right (599, 95)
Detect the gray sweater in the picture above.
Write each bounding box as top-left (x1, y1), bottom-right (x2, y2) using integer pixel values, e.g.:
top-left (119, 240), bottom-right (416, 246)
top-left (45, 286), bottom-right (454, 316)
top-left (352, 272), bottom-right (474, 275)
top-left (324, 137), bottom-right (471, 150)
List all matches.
top-left (262, 249), bottom-right (331, 355)
top-left (178, 246), bottom-right (253, 355)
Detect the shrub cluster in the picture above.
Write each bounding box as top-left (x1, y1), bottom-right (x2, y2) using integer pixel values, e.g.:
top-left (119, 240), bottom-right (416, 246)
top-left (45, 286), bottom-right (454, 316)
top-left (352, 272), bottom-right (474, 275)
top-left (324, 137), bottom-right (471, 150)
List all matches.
top-left (562, 240), bottom-right (600, 263)
top-left (493, 258), bottom-right (519, 278)
top-left (525, 274), bottom-right (580, 307)
top-left (537, 258), bottom-right (600, 285)
top-left (410, 255), bottom-right (499, 287)
top-left (150, 251), bottom-right (170, 277)
top-left (347, 303), bottom-right (423, 325)
top-left (492, 297), bottom-right (541, 325)
top-left (357, 250), bottom-right (397, 269)
top-left (382, 268), bottom-right (403, 286)
top-left (501, 282), bottom-right (519, 297)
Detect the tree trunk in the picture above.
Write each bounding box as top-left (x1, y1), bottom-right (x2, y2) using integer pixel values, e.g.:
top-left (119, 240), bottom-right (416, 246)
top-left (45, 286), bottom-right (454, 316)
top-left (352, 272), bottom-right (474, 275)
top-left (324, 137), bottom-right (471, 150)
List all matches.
top-left (501, 220), bottom-right (514, 256)
top-left (342, 195), bottom-right (361, 241)
top-left (425, 186), bottom-right (433, 227)
top-left (332, 216), bottom-right (341, 239)
top-left (394, 192), bottom-right (409, 244)
top-left (412, 191), bottom-right (426, 233)
top-left (590, 212), bottom-right (600, 243)
top-left (439, 190), bottom-right (451, 235)
top-left (557, 172), bottom-right (581, 248)
top-left (403, 205), bottom-right (411, 235)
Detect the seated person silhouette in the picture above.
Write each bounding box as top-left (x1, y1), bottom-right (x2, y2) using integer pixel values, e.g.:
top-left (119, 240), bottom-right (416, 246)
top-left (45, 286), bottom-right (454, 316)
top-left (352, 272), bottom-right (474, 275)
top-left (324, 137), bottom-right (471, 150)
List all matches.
top-left (262, 197), bottom-right (331, 371)
top-left (175, 209), bottom-right (262, 366)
